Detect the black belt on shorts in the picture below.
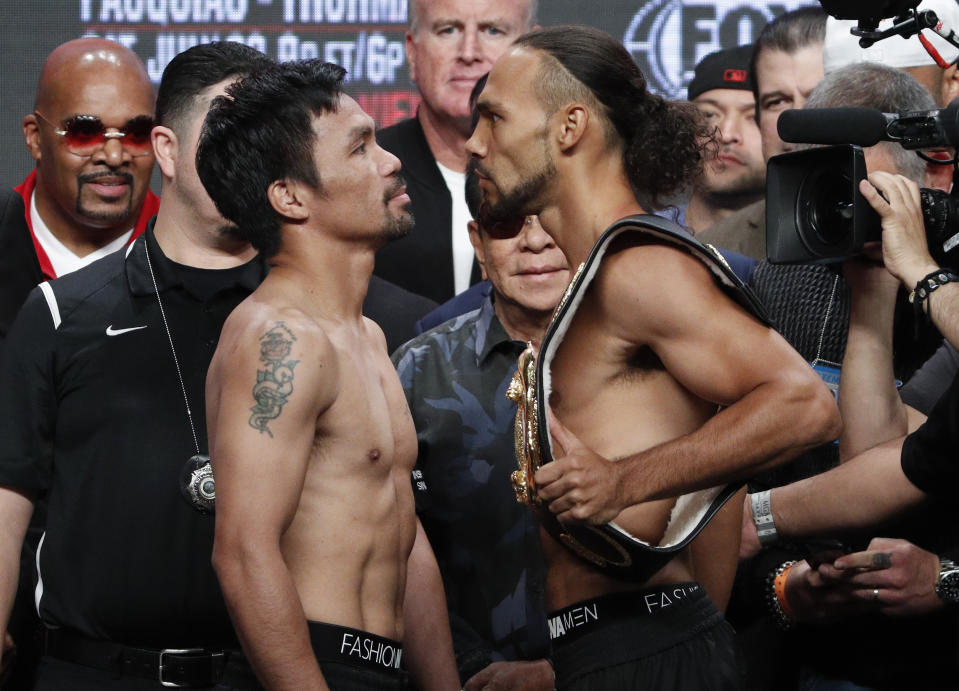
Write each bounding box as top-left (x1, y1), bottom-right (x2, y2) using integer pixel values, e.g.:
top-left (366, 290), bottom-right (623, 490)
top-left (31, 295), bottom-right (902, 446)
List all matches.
top-left (547, 582), bottom-right (705, 644)
top-left (308, 620), bottom-right (404, 677)
top-left (44, 627), bottom-right (229, 688)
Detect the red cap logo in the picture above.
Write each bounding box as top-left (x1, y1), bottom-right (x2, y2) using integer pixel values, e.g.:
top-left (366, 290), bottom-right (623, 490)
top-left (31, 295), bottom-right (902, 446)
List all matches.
top-left (723, 69), bottom-right (748, 83)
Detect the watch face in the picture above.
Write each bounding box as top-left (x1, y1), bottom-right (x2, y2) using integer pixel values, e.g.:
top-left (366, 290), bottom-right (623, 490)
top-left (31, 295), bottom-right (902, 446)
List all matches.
top-left (937, 569), bottom-right (959, 604)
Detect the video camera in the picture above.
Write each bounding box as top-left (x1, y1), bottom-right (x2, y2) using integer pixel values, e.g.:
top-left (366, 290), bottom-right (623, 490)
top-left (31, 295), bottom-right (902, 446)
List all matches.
top-left (766, 0), bottom-right (959, 265)
top-left (766, 142), bottom-right (959, 264)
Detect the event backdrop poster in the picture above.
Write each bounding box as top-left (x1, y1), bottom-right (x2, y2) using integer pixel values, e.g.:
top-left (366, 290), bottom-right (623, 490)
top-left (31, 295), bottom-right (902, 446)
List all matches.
top-left (0, 0), bottom-right (814, 189)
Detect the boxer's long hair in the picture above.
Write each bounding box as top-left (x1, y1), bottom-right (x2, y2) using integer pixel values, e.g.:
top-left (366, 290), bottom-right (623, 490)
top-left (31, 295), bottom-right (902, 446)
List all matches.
top-left (514, 25), bottom-right (712, 210)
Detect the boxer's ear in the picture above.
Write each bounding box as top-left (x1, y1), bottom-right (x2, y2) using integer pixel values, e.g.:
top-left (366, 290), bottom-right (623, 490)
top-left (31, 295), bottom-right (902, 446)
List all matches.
top-left (151, 126), bottom-right (177, 180)
top-left (555, 103), bottom-right (589, 152)
top-left (268, 179), bottom-right (308, 221)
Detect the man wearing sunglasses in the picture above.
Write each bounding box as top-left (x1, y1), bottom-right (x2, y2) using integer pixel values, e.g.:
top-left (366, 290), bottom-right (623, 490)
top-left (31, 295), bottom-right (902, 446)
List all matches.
top-left (0, 43), bottom-right (274, 690)
top-left (2, 38), bottom-right (159, 343)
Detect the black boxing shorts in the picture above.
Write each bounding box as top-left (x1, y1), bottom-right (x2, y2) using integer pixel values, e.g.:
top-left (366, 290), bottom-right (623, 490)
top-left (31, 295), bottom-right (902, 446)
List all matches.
top-left (215, 621), bottom-right (406, 691)
top-left (549, 582), bottom-right (740, 691)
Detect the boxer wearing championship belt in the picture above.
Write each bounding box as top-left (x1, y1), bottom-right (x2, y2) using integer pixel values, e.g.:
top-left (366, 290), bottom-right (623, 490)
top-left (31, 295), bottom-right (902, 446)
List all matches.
top-left (508, 214), bottom-right (772, 582)
top-left (468, 25), bottom-right (840, 689)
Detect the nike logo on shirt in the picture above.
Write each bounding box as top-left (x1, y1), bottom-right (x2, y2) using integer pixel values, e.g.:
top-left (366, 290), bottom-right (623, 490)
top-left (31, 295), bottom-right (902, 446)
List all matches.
top-left (105, 325), bottom-right (148, 336)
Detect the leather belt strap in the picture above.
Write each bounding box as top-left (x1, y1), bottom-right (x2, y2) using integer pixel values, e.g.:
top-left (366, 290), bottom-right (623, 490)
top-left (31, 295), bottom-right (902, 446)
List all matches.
top-left (44, 628), bottom-right (229, 688)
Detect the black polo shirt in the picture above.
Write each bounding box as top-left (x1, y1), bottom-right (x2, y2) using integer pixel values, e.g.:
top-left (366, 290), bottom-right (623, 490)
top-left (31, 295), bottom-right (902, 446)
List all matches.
top-left (0, 220), bottom-right (265, 647)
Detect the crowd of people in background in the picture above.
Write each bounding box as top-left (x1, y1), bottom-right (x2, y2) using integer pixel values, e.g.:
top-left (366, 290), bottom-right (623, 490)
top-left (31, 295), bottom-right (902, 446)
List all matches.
top-left (1, 0), bottom-right (959, 689)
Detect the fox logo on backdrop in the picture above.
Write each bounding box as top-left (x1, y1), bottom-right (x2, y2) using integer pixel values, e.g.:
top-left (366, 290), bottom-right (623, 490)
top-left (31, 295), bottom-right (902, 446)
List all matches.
top-left (622, 0), bottom-right (814, 98)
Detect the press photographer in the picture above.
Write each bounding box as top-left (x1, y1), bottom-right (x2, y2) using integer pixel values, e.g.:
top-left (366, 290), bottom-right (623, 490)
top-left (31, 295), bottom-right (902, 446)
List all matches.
top-left (763, 0), bottom-right (959, 265)
top-left (752, 60), bottom-right (949, 388)
top-left (738, 161), bottom-right (959, 686)
top-left (731, 54), bottom-right (959, 688)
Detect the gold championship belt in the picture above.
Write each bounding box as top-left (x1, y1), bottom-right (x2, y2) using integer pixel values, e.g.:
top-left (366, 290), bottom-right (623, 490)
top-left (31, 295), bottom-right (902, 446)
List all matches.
top-left (506, 346), bottom-right (540, 506)
top-left (507, 343), bottom-right (637, 571)
top-left (506, 214), bottom-right (770, 581)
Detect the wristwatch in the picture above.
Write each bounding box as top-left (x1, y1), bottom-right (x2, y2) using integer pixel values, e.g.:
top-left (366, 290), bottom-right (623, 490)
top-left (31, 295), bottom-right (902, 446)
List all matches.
top-left (935, 559), bottom-right (959, 604)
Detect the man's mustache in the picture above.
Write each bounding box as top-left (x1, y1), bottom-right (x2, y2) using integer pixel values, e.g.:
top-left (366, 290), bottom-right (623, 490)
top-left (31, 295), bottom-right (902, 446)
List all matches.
top-left (468, 158), bottom-right (493, 180)
top-left (383, 172), bottom-right (408, 203)
top-left (78, 171), bottom-right (134, 185)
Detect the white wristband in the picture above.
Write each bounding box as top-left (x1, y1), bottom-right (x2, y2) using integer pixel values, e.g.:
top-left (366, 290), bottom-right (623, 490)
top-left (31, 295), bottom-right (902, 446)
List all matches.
top-left (750, 490), bottom-right (779, 546)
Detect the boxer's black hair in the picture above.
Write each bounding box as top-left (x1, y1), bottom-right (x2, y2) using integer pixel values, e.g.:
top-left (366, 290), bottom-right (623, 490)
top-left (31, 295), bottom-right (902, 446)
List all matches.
top-left (515, 25), bottom-right (713, 210)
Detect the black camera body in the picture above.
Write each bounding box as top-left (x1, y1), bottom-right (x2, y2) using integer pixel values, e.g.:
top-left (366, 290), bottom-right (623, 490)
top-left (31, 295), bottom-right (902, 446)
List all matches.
top-left (766, 144), bottom-right (959, 265)
top-left (766, 146), bottom-right (875, 264)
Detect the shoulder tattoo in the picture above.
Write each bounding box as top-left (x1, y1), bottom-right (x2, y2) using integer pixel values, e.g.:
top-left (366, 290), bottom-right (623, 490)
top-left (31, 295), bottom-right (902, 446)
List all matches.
top-left (249, 322), bottom-right (299, 437)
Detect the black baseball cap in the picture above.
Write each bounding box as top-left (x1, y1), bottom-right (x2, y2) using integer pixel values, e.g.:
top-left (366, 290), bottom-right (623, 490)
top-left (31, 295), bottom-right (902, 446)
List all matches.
top-left (687, 45), bottom-right (755, 100)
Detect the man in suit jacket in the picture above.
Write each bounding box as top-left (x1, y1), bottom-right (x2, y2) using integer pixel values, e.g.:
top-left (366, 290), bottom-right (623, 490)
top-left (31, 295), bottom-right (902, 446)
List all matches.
top-left (374, 0), bottom-right (536, 303)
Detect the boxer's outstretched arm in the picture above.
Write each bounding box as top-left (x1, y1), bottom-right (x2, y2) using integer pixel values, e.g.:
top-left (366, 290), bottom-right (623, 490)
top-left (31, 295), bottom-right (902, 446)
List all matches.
top-left (209, 313), bottom-right (336, 691)
top-left (742, 436), bottom-right (926, 551)
top-left (537, 241), bottom-right (840, 524)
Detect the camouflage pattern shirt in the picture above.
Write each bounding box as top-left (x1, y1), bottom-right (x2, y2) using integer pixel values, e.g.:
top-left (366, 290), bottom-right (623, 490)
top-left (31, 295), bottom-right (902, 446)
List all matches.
top-left (392, 297), bottom-right (550, 680)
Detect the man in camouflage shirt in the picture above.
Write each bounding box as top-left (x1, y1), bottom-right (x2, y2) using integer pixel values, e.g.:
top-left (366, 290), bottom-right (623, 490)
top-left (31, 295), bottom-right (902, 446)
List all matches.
top-left (392, 173), bottom-right (569, 689)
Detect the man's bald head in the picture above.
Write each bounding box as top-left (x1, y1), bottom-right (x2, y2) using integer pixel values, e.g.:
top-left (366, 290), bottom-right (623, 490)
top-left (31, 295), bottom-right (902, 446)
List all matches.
top-left (34, 38), bottom-right (153, 113)
top-left (25, 38), bottom-right (156, 246)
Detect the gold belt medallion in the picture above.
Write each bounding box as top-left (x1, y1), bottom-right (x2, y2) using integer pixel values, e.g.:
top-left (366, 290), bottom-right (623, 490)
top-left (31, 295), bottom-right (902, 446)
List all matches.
top-left (506, 344), bottom-right (540, 505)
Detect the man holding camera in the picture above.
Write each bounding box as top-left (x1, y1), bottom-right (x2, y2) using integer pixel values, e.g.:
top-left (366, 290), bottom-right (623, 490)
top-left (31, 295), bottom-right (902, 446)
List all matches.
top-left (736, 60), bottom-right (959, 689)
top-left (750, 60), bottom-right (948, 384)
top-left (815, 0), bottom-right (959, 426)
top-left (738, 167), bottom-right (959, 688)
top-left (751, 166), bottom-right (959, 514)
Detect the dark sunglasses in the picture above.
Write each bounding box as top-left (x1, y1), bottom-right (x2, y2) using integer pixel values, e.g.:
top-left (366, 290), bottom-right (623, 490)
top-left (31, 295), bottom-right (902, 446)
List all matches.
top-left (486, 215), bottom-right (529, 239)
top-left (34, 111), bottom-right (154, 157)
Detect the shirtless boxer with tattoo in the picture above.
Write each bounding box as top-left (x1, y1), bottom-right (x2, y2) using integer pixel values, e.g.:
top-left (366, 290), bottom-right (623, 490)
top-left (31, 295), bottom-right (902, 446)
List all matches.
top-left (196, 61), bottom-right (457, 691)
top-left (466, 26), bottom-right (840, 689)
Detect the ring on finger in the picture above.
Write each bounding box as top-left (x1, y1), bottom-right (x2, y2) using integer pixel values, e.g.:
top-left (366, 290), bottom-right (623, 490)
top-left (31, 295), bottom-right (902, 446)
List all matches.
top-left (873, 588), bottom-right (880, 603)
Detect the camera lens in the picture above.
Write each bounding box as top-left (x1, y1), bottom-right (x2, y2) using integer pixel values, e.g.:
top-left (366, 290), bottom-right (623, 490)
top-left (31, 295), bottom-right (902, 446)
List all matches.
top-left (766, 144), bottom-right (876, 263)
top-left (797, 167), bottom-right (858, 256)
top-left (801, 170), bottom-right (853, 245)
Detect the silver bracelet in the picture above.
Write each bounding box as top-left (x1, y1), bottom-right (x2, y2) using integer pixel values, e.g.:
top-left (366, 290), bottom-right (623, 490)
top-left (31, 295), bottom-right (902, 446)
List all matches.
top-left (750, 490), bottom-right (779, 546)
